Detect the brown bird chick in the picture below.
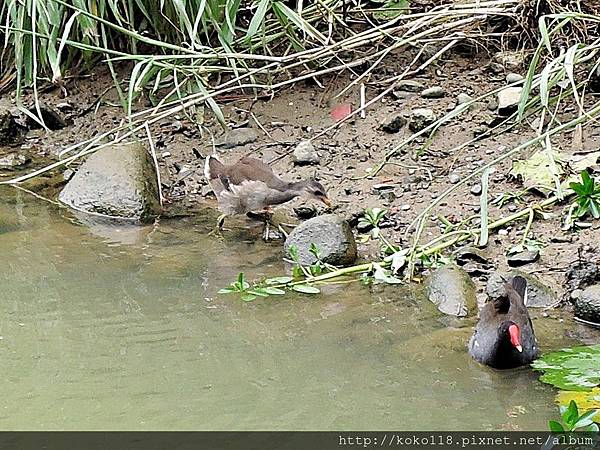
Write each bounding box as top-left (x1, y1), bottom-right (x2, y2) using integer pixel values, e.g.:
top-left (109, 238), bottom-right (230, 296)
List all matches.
top-left (204, 155), bottom-right (331, 238)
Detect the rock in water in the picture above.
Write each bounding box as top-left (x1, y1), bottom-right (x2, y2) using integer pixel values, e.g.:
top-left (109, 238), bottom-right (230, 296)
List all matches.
top-left (425, 264), bottom-right (476, 317)
top-left (284, 215), bottom-right (357, 266)
top-left (293, 140), bottom-right (320, 165)
top-left (573, 285), bottom-right (600, 325)
top-left (58, 142), bottom-right (161, 221)
top-left (486, 270), bottom-right (557, 308)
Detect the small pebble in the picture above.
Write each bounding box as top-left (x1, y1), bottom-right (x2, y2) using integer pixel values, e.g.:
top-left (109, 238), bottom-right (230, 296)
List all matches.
top-left (456, 93), bottom-right (473, 105)
top-left (400, 204), bottom-right (411, 211)
top-left (470, 184), bottom-right (482, 195)
top-left (506, 73), bottom-right (524, 84)
top-left (449, 173), bottom-right (460, 184)
top-left (161, 151), bottom-right (172, 158)
top-left (421, 86), bottom-right (445, 99)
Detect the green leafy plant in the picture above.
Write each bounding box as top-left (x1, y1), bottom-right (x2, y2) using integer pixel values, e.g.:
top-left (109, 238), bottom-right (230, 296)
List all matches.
top-left (218, 272), bottom-right (286, 302)
top-left (532, 344), bottom-right (600, 392)
top-left (286, 243), bottom-right (337, 278)
top-left (358, 207), bottom-right (398, 255)
top-left (569, 170), bottom-right (600, 220)
top-left (549, 400), bottom-right (599, 432)
top-left (358, 207), bottom-right (387, 237)
top-left (218, 271), bottom-right (321, 302)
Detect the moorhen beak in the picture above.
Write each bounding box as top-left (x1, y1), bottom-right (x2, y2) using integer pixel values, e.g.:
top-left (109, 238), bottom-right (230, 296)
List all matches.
top-left (468, 275), bottom-right (538, 369)
top-left (204, 155), bottom-right (330, 234)
top-left (321, 196), bottom-right (332, 208)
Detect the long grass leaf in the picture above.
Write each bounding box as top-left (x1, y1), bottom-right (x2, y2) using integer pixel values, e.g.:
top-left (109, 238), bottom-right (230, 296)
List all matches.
top-left (478, 168), bottom-right (490, 247)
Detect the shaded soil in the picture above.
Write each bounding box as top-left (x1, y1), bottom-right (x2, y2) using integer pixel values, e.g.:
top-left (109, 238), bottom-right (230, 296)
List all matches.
top-left (3, 50), bottom-right (600, 306)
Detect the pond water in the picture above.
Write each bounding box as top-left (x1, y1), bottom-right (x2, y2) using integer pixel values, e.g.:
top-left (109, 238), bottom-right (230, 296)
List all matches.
top-left (0, 185), bottom-right (598, 431)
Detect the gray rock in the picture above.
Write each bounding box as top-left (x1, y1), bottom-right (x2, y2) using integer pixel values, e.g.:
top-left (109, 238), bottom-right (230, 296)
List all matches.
top-left (574, 285), bottom-right (600, 325)
top-left (565, 261), bottom-right (599, 292)
top-left (292, 140), bottom-right (320, 165)
top-left (58, 142), bottom-right (161, 221)
top-left (494, 51), bottom-right (526, 70)
top-left (421, 86), bottom-right (445, 99)
top-left (507, 250), bottom-right (540, 267)
top-left (284, 214), bottom-right (357, 266)
top-left (294, 206), bottom-right (317, 220)
top-left (449, 173), bottom-right (460, 184)
top-left (409, 108), bottom-right (437, 132)
top-left (470, 184), bottom-right (482, 195)
top-left (396, 80), bottom-right (424, 92)
top-left (487, 62), bottom-right (505, 74)
top-left (27, 104), bottom-right (66, 130)
top-left (0, 153), bottom-right (29, 169)
top-left (486, 270), bottom-right (558, 308)
top-left (506, 73), bottom-right (524, 84)
top-left (216, 127), bottom-right (258, 148)
top-left (0, 103), bottom-right (26, 146)
top-left (425, 264), bottom-right (476, 317)
top-left (456, 93), bottom-right (473, 105)
top-left (487, 99), bottom-right (499, 111)
top-left (454, 246), bottom-right (490, 264)
top-left (497, 87), bottom-right (523, 116)
top-left (380, 114), bottom-right (407, 133)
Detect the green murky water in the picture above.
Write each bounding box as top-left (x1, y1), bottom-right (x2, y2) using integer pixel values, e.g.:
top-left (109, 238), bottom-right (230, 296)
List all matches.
top-left (1, 186), bottom-right (598, 431)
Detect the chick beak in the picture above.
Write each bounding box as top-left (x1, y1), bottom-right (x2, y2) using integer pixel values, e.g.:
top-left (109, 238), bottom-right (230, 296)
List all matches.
top-left (320, 196), bottom-right (332, 207)
top-left (515, 345), bottom-right (523, 353)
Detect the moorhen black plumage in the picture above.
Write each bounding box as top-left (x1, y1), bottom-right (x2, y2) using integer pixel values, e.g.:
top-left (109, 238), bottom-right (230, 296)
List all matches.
top-left (468, 276), bottom-right (539, 369)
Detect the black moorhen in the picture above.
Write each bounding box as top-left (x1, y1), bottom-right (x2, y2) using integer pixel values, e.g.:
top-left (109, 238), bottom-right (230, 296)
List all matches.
top-left (468, 276), bottom-right (539, 369)
top-left (204, 155), bottom-right (331, 234)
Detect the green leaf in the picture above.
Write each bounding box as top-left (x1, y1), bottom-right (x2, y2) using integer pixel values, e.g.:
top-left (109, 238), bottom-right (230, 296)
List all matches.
top-left (248, 289), bottom-right (270, 297)
top-left (373, 0), bottom-right (409, 20)
top-left (240, 294), bottom-right (257, 302)
top-left (569, 182), bottom-right (587, 197)
top-left (292, 284), bottom-right (321, 294)
top-left (288, 244), bottom-right (299, 262)
top-left (265, 276), bottom-right (293, 285)
top-left (245, 0), bottom-right (270, 42)
top-left (532, 344), bottom-right (600, 391)
top-left (574, 410), bottom-right (597, 429)
top-left (590, 199), bottom-right (600, 219)
top-left (548, 420), bottom-right (565, 433)
top-left (563, 400), bottom-right (579, 426)
top-left (309, 243), bottom-right (321, 259)
top-left (264, 287), bottom-right (286, 295)
top-left (479, 168), bottom-right (490, 247)
top-left (218, 287), bottom-right (237, 294)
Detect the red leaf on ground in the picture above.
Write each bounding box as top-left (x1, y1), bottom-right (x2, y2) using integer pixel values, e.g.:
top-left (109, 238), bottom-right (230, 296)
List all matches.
top-left (330, 103), bottom-right (353, 121)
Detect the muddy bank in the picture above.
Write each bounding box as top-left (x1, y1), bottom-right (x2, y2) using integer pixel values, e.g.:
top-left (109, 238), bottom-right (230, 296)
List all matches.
top-left (2, 53), bottom-right (600, 326)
